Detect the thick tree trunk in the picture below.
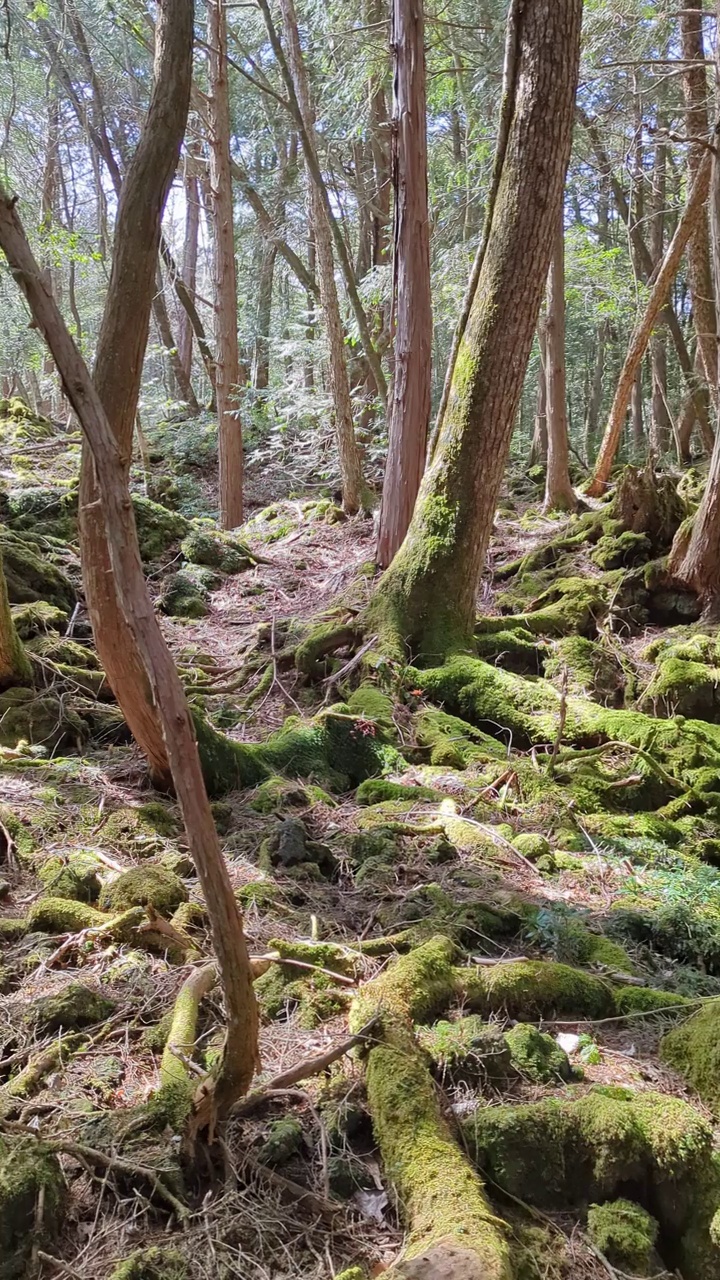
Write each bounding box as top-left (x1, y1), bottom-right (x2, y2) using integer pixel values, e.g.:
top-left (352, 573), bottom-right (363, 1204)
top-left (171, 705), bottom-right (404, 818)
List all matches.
top-left (367, 0), bottom-right (583, 659)
top-left (529, 319), bottom-right (548, 466)
top-left (152, 268), bottom-right (201, 412)
top-left (681, 0), bottom-right (717, 403)
top-left (207, 0), bottom-right (243, 529)
top-left (78, 0), bottom-right (196, 786)
top-left (587, 147), bottom-right (712, 497)
top-left (0, 186), bottom-right (259, 1126)
top-left (178, 165), bottom-right (200, 378)
top-left (0, 553), bottom-right (32, 690)
top-left (376, 0), bottom-right (432, 568)
top-left (278, 0), bottom-right (367, 514)
top-left (543, 217), bottom-right (576, 512)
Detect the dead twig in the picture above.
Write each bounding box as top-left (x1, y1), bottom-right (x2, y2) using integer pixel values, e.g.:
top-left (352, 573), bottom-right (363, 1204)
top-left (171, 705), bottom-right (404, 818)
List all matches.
top-left (232, 1016), bottom-right (379, 1116)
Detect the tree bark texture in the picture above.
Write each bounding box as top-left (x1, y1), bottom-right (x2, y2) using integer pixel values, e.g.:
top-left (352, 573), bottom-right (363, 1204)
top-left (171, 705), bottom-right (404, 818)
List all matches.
top-left (278, 0), bottom-right (367, 514)
top-left (376, 0), bottom-right (432, 568)
top-left (368, 0), bottom-right (583, 659)
top-left (649, 127), bottom-right (672, 456)
top-left (178, 164), bottom-right (200, 378)
top-left (529, 319), bottom-right (548, 466)
top-left (78, 0), bottom-right (195, 786)
top-left (681, 0), bottom-right (718, 402)
top-left (207, 0), bottom-right (244, 529)
top-left (543, 217), bottom-right (576, 512)
top-left (587, 145), bottom-right (712, 497)
top-left (0, 184), bottom-right (260, 1128)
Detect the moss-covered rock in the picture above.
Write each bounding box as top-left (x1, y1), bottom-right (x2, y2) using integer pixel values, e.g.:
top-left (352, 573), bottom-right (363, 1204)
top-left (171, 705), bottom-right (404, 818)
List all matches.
top-left (0, 527), bottom-right (75, 609)
top-left (108, 1246), bottom-right (188, 1280)
top-left (503, 1024), bottom-right (572, 1083)
top-left (100, 804), bottom-right (179, 857)
top-left (513, 833), bottom-right (550, 862)
top-left (181, 526), bottom-right (252, 574)
top-left (37, 850), bottom-right (102, 903)
top-left (661, 1002), bottom-right (720, 1111)
top-left (0, 1135), bottom-right (65, 1278)
top-left (0, 686), bottom-right (86, 750)
top-left (591, 529), bottom-right (652, 570)
top-left (640, 655), bottom-right (720, 722)
top-left (10, 599), bottom-right (67, 639)
top-left (26, 633), bottom-right (101, 668)
top-left (31, 981), bottom-right (116, 1033)
top-left (586, 1198), bottom-right (658, 1274)
top-left (158, 570), bottom-right (210, 619)
top-left (415, 707), bottom-right (507, 769)
top-left (99, 865), bottom-right (188, 915)
top-left (132, 495), bottom-right (189, 562)
top-left (250, 776), bottom-right (311, 814)
top-left (357, 778), bottom-right (439, 806)
top-left (258, 1116), bottom-right (303, 1166)
top-left (417, 1017), bottom-right (512, 1085)
top-left (258, 816), bottom-right (336, 877)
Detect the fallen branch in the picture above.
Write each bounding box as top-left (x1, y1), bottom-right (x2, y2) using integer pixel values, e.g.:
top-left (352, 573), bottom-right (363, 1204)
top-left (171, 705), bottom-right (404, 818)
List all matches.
top-left (232, 1015), bottom-right (380, 1116)
top-left (48, 1139), bottom-right (188, 1219)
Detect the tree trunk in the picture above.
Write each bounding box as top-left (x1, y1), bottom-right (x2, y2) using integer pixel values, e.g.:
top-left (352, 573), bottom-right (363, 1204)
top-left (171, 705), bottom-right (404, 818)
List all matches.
top-left (78, 0), bottom-right (196, 787)
top-left (584, 317), bottom-right (608, 463)
top-left (649, 125), bottom-right (672, 456)
top-left (207, 0), bottom-right (243, 529)
top-left (681, 0), bottom-right (718, 403)
top-left (178, 164), bottom-right (200, 379)
top-left (367, 0), bottom-right (583, 659)
top-left (376, 0), bottom-right (432, 568)
top-left (252, 242), bottom-right (276, 392)
top-left (0, 184), bottom-right (259, 1128)
top-left (632, 364), bottom-right (645, 458)
top-left (669, 23), bottom-right (720, 611)
top-left (543, 216), bottom-right (576, 512)
top-left (278, 0), bottom-right (367, 514)
top-left (0, 553), bottom-right (32, 689)
top-left (152, 268), bottom-right (201, 413)
top-left (529, 319), bottom-right (548, 466)
top-left (587, 146), bottom-right (712, 497)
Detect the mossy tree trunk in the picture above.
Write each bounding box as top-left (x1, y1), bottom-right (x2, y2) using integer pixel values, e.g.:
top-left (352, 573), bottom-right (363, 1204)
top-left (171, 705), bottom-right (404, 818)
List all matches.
top-left (366, 0), bottom-right (583, 660)
top-left (0, 552), bottom-right (32, 690)
top-left (543, 213), bottom-right (577, 512)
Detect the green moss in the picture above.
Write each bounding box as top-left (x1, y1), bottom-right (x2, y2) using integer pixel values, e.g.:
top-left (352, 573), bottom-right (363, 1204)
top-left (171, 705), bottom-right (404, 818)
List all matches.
top-left (159, 570), bottom-right (210, 619)
top-left (131, 495), bottom-right (189, 561)
top-left (0, 1136), bottom-right (64, 1278)
top-left (99, 865), bottom-right (187, 915)
top-left (181, 526), bottom-right (252, 574)
top-left (108, 1246), bottom-right (188, 1280)
top-left (100, 805), bottom-right (177, 858)
top-left (469, 958), bottom-right (614, 1020)
top-left (415, 707), bottom-right (506, 768)
top-left (614, 986), bottom-right (689, 1016)
top-left (31, 982), bottom-right (115, 1034)
top-left (417, 1016), bottom-right (511, 1083)
top-left (0, 918), bottom-right (26, 941)
top-left (10, 600), bottom-right (67, 640)
top-left (503, 1024), bottom-right (572, 1083)
top-left (0, 527), bottom-right (75, 610)
top-left (591, 530), bottom-right (651, 570)
top-left (26, 897), bottom-right (107, 933)
top-left (587, 1199), bottom-right (658, 1274)
top-left (661, 1002), bottom-right (720, 1110)
top-left (0, 686), bottom-right (86, 751)
top-left (356, 778), bottom-right (439, 806)
top-left (513, 834), bottom-right (550, 861)
top-left (641, 655), bottom-right (720, 721)
top-left (37, 851), bottom-right (102, 903)
top-left (250, 776), bottom-right (310, 814)
top-left (258, 1116), bottom-right (303, 1166)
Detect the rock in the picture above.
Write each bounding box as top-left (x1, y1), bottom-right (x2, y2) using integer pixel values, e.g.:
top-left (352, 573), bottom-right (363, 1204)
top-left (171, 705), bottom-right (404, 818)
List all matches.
top-left (513, 833), bottom-right (551, 861)
top-left (132, 495), bottom-right (189, 562)
top-left (504, 1023), bottom-right (573, 1083)
top-left (37, 851), bottom-right (102, 903)
top-left (10, 600), bottom-right (67, 639)
top-left (587, 1199), bottom-right (659, 1274)
top-left (181, 527), bottom-right (252, 574)
top-left (99, 865), bottom-right (188, 915)
top-left (0, 1136), bottom-right (65, 1279)
top-left (158, 570), bottom-right (210, 619)
top-left (30, 982), bottom-right (116, 1034)
top-left (259, 817), bottom-right (336, 877)
top-left (394, 1241), bottom-right (491, 1280)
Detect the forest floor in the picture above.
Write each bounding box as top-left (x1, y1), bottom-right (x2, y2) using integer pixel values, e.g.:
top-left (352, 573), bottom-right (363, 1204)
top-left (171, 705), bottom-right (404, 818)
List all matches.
top-left (3, 407), bottom-right (720, 1280)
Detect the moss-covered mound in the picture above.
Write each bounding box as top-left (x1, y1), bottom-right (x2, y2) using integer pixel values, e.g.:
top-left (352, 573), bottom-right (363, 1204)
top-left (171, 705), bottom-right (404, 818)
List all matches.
top-left (0, 1135), bottom-right (65, 1278)
top-left (99, 865), bottom-right (188, 915)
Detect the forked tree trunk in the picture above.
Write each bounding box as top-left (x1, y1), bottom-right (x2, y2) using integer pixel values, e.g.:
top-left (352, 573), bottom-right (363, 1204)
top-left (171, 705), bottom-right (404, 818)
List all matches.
top-left (376, 0), bottom-right (432, 568)
top-left (278, 0), bottom-right (367, 514)
top-left (79, 0), bottom-right (197, 786)
top-left (0, 553), bottom-right (32, 689)
top-left (207, 0), bottom-right (244, 529)
top-left (543, 217), bottom-right (576, 512)
top-left (0, 185), bottom-right (259, 1126)
top-left (367, 0), bottom-right (583, 659)
top-left (681, 0), bottom-right (717, 403)
top-left (529, 318), bottom-right (548, 466)
top-left (587, 146), bottom-right (712, 497)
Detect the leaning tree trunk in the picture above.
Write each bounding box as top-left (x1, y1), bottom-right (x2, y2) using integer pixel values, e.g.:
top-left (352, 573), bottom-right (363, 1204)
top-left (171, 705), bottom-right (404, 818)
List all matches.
top-left (681, 0), bottom-right (717, 405)
top-left (152, 267), bottom-right (200, 412)
top-left (0, 183), bottom-right (259, 1132)
top-left (278, 0), bottom-right (367, 514)
top-left (207, 0), bottom-right (244, 529)
top-left (376, 0), bottom-right (432, 568)
top-left (587, 146), bottom-right (712, 497)
top-left (78, 0), bottom-right (196, 786)
top-left (367, 0), bottom-right (583, 660)
top-left (0, 553), bottom-right (32, 689)
top-left (543, 215), bottom-right (576, 512)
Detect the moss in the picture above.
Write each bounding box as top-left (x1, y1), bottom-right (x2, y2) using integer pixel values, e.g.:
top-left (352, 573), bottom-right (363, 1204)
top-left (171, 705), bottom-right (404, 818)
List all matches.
top-left (10, 599), bottom-right (67, 640)
top-left (0, 1135), bottom-right (65, 1278)
top-left (366, 1042), bottom-right (512, 1276)
top-left (469, 959), bottom-right (614, 1020)
top-left (259, 816), bottom-right (336, 877)
top-left (258, 1116), bottom-right (303, 1166)
top-left (660, 1002), bottom-right (720, 1110)
top-left (250, 776), bottom-right (310, 814)
top-left (0, 686), bottom-right (87, 751)
top-left (0, 527), bottom-right (75, 610)
top-left (587, 1199), bottom-right (658, 1273)
top-left (131, 495), bottom-right (189, 561)
top-left (474, 627), bottom-right (544, 673)
top-left (614, 986), bottom-right (689, 1016)
top-left (37, 851), bottom-right (102, 903)
top-left (346, 684), bottom-right (396, 737)
top-left (417, 1017), bottom-right (512, 1085)
top-left (181, 526), bottom-right (252, 574)
top-left (545, 634), bottom-right (630, 705)
top-left (108, 1246), bottom-right (188, 1280)
top-left (31, 982), bottom-right (116, 1034)
top-left (513, 833), bottom-right (550, 861)
top-left (640, 655), bottom-right (720, 722)
top-left (356, 778), bottom-right (439, 806)
top-left (503, 1024), bottom-right (572, 1083)
top-left (591, 529), bottom-right (651, 570)
top-left (159, 570), bottom-right (210, 619)
top-left (415, 707), bottom-right (507, 768)
top-left (26, 896), bottom-right (108, 933)
top-left (270, 936), bottom-right (356, 977)
top-left (99, 865), bottom-right (188, 915)
top-left (0, 918), bottom-right (26, 941)
top-left (100, 805), bottom-right (177, 858)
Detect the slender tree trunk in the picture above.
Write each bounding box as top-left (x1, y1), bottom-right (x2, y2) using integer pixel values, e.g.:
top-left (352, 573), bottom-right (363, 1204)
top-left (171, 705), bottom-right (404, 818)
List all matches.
top-left (152, 268), bottom-right (201, 412)
top-left (252, 242), bottom-right (276, 391)
top-left (78, 0), bottom-right (196, 786)
top-left (529, 319), bottom-right (548, 466)
top-left (376, 0), bottom-right (432, 568)
top-left (587, 146), bottom-right (712, 497)
top-left (543, 216), bottom-right (576, 512)
top-left (649, 126), bottom-right (672, 455)
top-left (681, 0), bottom-right (718, 403)
top-left (278, 0), bottom-right (367, 514)
top-left (584, 317), bottom-right (608, 463)
top-left (178, 164), bottom-right (200, 378)
top-left (367, 0), bottom-right (583, 659)
top-left (207, 0), bottom-right (243, 529)
top-left (0, 184), bottom-right (259, 1126)
top-left (160, 236), bottom-right (217, 403)
top-left (632, 364), bottom-right (645, 458)
top-left (0, 553), bottom-right (32, 689)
